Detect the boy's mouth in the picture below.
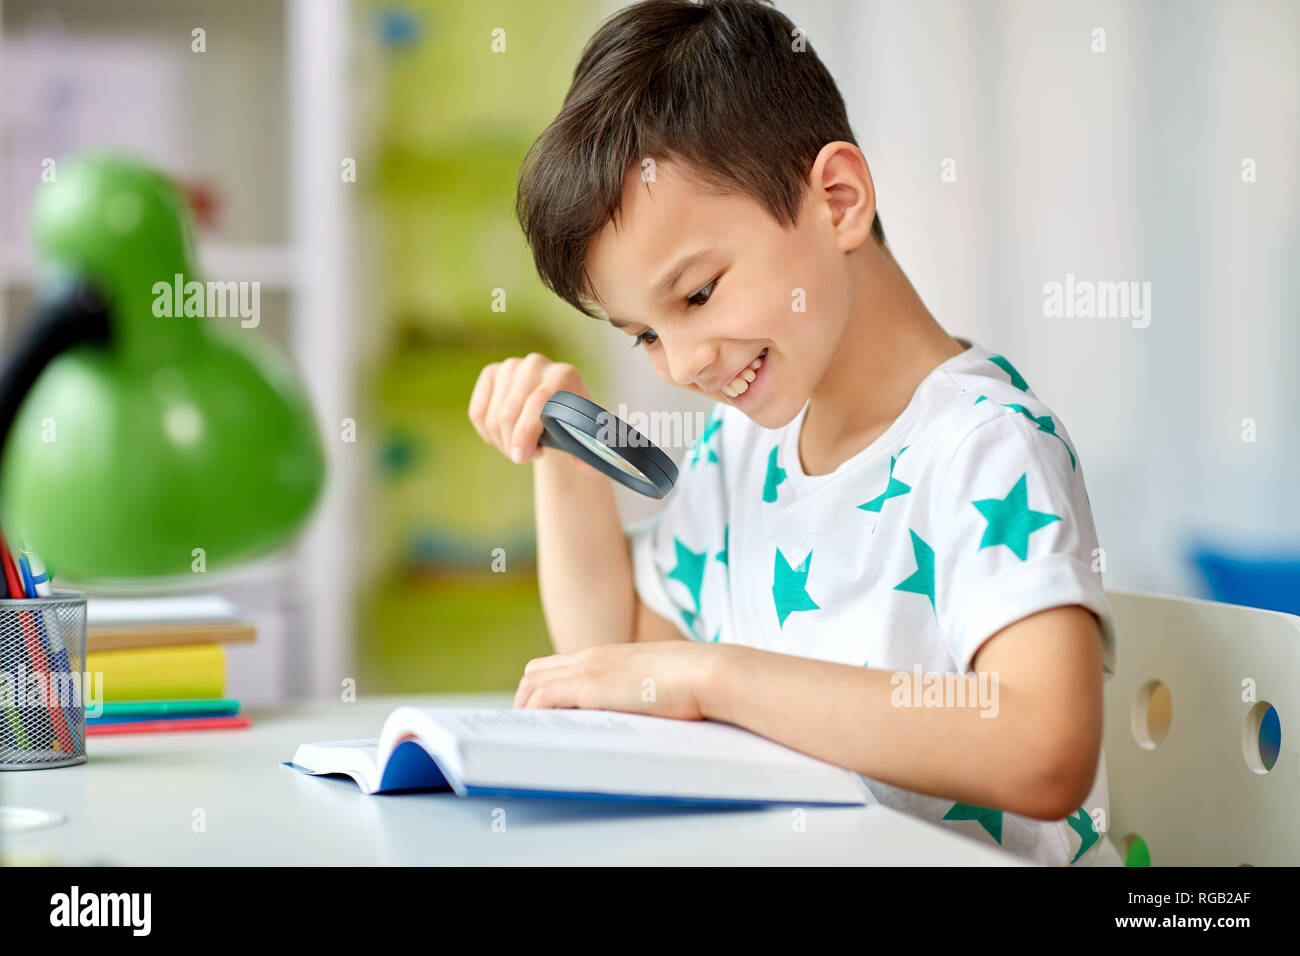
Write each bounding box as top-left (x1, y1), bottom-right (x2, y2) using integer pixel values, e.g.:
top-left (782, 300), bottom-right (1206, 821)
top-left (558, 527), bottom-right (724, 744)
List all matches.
top-left (720, 348), bottom-right (768, 400)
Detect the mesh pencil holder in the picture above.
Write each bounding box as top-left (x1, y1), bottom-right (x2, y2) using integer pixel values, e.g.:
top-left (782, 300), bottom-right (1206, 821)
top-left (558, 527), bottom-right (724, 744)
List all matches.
top-left (0, 590), bottom-right (87, 770)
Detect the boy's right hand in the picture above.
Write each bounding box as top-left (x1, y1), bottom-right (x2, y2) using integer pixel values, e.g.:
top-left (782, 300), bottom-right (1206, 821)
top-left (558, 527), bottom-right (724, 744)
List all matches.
top-left (468, 353), bottom-right (593, 465)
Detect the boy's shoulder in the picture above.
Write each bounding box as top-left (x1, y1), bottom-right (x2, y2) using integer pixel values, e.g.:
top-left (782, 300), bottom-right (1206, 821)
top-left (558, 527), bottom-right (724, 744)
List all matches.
top-left (903, 344), bottom-right (1089, 516)
top-left (911, 343), bottom-right (1077, 460)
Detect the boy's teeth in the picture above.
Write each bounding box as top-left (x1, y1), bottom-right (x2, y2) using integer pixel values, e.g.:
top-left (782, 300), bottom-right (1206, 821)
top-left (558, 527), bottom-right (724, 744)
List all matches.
top-left (722, 349), bottom-right (765, 397)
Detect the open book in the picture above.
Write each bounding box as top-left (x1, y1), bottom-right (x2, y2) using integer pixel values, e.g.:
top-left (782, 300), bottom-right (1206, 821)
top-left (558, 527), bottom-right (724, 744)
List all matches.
top-left (286, 707), bottom-right (870, 807)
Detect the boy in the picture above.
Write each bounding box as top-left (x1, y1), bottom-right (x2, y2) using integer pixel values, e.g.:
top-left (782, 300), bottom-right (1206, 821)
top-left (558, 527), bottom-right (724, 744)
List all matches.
top-left (469, 0), bottom-right (1120, 866)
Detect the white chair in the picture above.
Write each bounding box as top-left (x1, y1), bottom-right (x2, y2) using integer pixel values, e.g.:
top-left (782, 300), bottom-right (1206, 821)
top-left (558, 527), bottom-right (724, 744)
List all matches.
top-left (1104, 588), bottom-right (1300, 865)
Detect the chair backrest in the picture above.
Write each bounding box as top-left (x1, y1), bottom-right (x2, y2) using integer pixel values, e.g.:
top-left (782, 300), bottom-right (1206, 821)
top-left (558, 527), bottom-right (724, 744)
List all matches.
top-left (1104, 588), bottom-right (1300, 865)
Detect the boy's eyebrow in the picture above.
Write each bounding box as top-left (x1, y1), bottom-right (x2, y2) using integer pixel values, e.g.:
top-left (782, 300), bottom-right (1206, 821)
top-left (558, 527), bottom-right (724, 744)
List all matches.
top-left (653, 250), bottom-right (709, 299)
top-left (601, 249), bottom-right (714, 331)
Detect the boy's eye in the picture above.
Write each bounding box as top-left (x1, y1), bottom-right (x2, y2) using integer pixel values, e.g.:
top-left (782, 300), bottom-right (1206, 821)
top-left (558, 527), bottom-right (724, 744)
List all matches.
top-left (630, 277), bottom-right (717, 350)
top-left (688, 278), bottom-right (718, 307)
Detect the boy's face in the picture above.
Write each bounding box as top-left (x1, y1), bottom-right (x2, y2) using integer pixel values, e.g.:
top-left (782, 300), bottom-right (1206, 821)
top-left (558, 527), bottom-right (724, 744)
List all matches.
top-left (584, 157), bottom-right (855, 430)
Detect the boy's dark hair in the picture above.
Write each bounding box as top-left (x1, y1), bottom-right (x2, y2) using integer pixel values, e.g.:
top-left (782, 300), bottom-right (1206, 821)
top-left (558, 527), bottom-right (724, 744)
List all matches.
top-left (515, 0), bottom-right (884, 320)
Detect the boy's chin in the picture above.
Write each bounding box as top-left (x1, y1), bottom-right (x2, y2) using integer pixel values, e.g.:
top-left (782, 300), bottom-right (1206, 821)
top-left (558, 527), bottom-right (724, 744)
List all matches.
top-left (727, 394), bottom-right (805, 432)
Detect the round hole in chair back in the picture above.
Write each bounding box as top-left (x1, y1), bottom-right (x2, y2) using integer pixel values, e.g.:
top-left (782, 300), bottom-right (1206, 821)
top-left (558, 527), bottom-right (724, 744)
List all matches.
top-left (1242, 701), bottom-right (1281, 774)
top-left (1131, 679), bottom-right (1172, 750)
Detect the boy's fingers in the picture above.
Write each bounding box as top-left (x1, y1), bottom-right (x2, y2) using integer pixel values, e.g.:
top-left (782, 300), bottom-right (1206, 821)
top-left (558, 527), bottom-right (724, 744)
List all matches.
top-left (510, 385), bottom-right (555, 462)
top-left (467, 363), bottom-right (499, 443)
top-left (512, 681), bottom-right (530, 709)
top-left (522, 653), bottom-right (573, 674)
top-left (497, 357), bottom-right (544, 454)
top-left (484, 357), bottom-right (519, 451)
top-left (513, 674), bottom-right (548, 709)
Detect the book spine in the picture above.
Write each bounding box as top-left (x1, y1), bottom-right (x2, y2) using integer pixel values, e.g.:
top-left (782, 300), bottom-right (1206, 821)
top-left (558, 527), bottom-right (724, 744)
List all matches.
top-left (85, 715), bottom-right (251, 736)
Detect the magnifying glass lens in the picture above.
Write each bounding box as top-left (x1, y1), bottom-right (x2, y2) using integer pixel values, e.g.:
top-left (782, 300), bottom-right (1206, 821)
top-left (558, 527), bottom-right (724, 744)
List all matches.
top-left (538, 390), bottom-right (677, 498)
top-left (553, 419), bottom-right (650, 480)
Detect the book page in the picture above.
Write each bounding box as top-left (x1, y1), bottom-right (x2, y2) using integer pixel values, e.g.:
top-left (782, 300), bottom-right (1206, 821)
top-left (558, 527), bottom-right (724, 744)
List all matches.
top-left (308, 738), bottom-right (381, 751)
top-left (452, 710), bottom-right (638, 738)
top-left (418, 708), bottom-right (835, 768)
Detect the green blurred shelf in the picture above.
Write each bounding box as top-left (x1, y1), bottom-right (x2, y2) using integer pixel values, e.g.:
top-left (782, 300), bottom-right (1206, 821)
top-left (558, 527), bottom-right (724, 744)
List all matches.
top-left (356, 0), bottom-right (612, 692)
top-left (358, 567), bottom-right (553, 693)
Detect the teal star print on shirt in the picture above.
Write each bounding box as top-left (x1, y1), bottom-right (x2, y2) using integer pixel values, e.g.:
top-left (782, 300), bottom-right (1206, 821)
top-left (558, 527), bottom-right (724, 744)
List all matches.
top-left (762, 445), bottom-right (786, 502)
top-left (680, 610), bottom-right (720, 643)
top-left (666, 537), bottom-right (708, 612)
top-left (680, 606), bottom-right (700, 638)
top-left (1002, 403), bottom-right (1076, 470)
top-left (987, 354), bottom-right (1030, 392)
top-left (972, 473), bottom-right (1061, 561)
top-left (1066, 807), bottom-right (1099, 863)
top-left (893, 529), bottom-right (936, 614)
top-left (715, 525), bottom-right (729, 568)
top-left (687, 412), bottom-right (722, 468)
top-left (857, 454), bottom-right (910, 513)
top-left (772, 547), bottom-right (819, 628)
top-left (944, 802), bottom-right (1003, 843)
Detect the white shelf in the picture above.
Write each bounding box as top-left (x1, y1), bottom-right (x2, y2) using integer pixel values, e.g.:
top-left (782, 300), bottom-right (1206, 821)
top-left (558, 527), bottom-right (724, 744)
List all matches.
top-left (0, 0), bottom-right (358, 701)
top-left (1, 242), bottom-right (298, 289)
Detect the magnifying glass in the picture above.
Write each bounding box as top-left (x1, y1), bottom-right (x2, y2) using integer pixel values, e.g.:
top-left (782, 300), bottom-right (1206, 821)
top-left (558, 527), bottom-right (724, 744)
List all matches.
top-left (537, 391), bottom-right (678, 498)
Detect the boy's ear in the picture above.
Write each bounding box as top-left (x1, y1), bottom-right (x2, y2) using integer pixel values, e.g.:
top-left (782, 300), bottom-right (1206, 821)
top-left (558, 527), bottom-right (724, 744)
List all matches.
top-left (810, 141), bottom-right (877, 253)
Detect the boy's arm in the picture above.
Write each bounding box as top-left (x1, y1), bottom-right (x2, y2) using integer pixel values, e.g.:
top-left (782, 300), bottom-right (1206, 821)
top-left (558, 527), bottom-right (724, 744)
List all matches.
top-left (700, 604), bottom-right (1104, 821)
top-left (631, 593), bottom-right (689, 643)
top-left (533, 449), bottom-right (639, 652)
top-left (532, 446), bottom-right (688, 649)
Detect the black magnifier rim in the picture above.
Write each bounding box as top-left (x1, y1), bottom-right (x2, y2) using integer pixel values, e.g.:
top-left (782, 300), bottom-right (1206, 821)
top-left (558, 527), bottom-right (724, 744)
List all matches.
top-left (539, 390), bottom-right (678, 499)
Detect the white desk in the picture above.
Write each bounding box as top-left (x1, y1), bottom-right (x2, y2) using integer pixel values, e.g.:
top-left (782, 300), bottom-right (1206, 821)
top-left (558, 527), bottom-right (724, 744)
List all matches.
top-left (2, 694), bottom-right (1028, 866)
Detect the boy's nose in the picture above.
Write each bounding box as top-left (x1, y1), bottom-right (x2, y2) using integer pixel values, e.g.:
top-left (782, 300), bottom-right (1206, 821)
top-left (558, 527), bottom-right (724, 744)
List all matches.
top-left (662, 334), bottom-right (719, 391)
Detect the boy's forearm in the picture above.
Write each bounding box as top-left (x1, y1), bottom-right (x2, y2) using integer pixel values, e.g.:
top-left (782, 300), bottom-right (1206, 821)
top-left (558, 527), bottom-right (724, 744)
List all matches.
top-left (533, 450), bottom-right (636, 652)
top-left (698, 644), bottom-right (1078, 820)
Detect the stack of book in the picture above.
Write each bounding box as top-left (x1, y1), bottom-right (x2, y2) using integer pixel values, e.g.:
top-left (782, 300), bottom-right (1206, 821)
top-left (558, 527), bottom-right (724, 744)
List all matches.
top-left (84, 596), bottom-right (255, 736)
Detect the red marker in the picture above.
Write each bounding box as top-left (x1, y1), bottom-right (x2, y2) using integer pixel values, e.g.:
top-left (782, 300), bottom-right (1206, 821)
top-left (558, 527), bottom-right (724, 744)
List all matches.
top-left (0, 526), bottom-right (23, 598)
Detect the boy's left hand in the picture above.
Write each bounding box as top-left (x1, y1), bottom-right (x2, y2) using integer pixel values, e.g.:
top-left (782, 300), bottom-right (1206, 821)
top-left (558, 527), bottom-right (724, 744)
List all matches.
top-left (513, 641), bottom-right (719, 720)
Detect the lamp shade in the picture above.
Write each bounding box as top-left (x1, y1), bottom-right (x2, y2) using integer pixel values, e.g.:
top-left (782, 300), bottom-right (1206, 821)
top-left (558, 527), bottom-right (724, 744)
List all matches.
top-left (0, 154), bottom-right (326, 580)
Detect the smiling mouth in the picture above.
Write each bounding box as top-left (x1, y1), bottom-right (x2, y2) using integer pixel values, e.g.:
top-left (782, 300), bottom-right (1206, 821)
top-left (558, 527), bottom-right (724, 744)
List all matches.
top-left (720, 348), bottom-right (768, 398)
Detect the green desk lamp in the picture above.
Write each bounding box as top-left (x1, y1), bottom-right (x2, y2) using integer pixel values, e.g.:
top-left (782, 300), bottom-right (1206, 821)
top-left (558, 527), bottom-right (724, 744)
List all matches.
top-left (0, 154), bottom-right (325, 581)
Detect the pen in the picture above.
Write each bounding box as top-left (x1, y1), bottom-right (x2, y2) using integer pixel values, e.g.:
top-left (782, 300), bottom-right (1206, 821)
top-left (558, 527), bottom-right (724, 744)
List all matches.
top-left (19, 547), bottom-right (78, 743)
top-left (21, 551), bottom-right (48, 595)
top-left (18, 554), bottom-right (79, 754)
top-left (21, 543), bottom-right (63, 657)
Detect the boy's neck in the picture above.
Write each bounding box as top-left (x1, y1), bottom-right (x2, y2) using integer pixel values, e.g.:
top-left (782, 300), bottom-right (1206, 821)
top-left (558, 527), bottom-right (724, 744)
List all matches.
top-left (799, 240), bottom-right (965, 476)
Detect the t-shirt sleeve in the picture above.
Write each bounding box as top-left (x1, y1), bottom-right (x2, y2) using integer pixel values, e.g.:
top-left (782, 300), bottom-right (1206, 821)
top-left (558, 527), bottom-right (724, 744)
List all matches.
top-left (624, 406), bottom-right (729, 642)
top-left (932, 410), bottom-right (1118, 677)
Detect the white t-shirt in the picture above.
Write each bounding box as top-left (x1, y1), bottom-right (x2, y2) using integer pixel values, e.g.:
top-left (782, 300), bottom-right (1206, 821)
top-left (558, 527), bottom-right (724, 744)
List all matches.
top-left (626, 336), bottom-right (1122, 866)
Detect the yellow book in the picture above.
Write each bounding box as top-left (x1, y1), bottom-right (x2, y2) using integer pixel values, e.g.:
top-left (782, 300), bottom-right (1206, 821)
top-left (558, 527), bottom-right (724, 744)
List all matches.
top-left (85, 644), bottom-right (226, 702)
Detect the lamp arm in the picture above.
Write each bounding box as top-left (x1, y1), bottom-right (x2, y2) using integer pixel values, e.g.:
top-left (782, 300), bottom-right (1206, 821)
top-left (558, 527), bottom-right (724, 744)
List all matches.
top-left (0, 281), bottom-right (112, 471)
